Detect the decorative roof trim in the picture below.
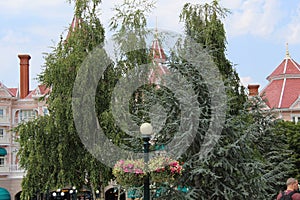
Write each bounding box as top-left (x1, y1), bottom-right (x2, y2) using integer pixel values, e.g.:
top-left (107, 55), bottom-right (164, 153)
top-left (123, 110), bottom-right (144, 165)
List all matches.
top-left (290, 95), bottom-right (300, 109)
top-left (269, 74), bottom-right (300, 81)
top-left (283, 57), bottom-right (288, 74)
top-left (278, 77), bottom-right (286, 108)
top-left (290, 58), bottom-right (300, 72)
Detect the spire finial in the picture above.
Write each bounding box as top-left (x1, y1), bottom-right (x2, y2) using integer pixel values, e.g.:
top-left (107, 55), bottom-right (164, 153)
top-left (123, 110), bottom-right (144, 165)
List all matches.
top-left (155, 16), bottom-right (158, 39)
top-left (286, 42), bottom-right (291, 59)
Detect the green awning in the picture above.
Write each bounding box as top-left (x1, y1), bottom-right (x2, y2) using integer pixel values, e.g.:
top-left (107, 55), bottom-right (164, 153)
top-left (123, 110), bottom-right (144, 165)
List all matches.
top-left (0, 188), bottom-right (10, 200)
top-left (0, 148), bottom-right (7, 156)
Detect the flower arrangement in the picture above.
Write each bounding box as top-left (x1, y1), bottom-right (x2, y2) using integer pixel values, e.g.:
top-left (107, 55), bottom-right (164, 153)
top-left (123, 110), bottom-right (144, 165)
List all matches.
top-left (112, 159), bottom-right (145, 188)
top-left (112, 156), bottom-right (183, 187)
top-left (148, 156), bottom-right (183, 185)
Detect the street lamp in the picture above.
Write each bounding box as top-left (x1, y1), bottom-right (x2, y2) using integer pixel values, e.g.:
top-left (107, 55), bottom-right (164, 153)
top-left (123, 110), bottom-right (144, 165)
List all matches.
top-left (140, 122), bottom-right (153, 200)
top-left (52, 189), bottom-right (64, 200)
top-left (69, 186), bottom-right (77, 200)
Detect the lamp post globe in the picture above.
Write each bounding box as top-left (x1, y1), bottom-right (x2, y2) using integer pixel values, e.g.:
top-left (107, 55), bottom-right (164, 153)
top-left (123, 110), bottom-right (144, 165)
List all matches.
top-left (140, 122), bottom-right (153, 137)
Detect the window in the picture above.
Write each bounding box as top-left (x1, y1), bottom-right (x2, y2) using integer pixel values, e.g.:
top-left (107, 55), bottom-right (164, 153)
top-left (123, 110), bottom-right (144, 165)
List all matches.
top-left (0, 156), bottom-right (4, 167)
top-left (292, 115), bottom-right (300, 124)
top-left (0, 109), bottom-right (3, 117)
top-left (0, 129), bottom-right (3, 138)
top-left (20, 110), bottom-right (37, 122)
top-left (43, 107), bottom-right (49, 116)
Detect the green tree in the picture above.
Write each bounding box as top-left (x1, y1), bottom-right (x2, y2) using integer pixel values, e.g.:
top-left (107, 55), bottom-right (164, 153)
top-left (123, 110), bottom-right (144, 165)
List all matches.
top-left (274, 120), bottom-right (300, 180)
top-left (174, 1), bottom-right (294, 199)
top-left (180, 0), bottom-right (246, 115)
top-left (16, 1), bottom-right (113, 199)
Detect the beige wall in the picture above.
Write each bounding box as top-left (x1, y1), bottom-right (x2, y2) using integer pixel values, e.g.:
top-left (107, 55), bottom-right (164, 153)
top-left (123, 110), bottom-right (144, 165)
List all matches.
top-left (0, 177), bottom-right (22, 200)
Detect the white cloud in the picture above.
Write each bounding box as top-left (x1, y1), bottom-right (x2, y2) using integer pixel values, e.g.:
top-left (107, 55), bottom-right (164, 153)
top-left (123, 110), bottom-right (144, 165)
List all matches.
top-left (240, 76), bottom-right (258, 87)
top-left (281, 2), bottom-right (300, 44)
top-left (225, 0), bottom-right (282, 37)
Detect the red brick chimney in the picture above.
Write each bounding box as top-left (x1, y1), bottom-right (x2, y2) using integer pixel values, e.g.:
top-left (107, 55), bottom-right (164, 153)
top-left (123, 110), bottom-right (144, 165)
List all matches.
top-left (18, 54), bottom-right (31, 99)
top-left (248, 84), bottom-right (260, 96)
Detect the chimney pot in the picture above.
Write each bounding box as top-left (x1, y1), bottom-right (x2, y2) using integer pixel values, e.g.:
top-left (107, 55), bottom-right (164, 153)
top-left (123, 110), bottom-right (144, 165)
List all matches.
top-left (248, 84), bottom-right (260, 96)
top-left (18, 54), bottom-right (31, 99)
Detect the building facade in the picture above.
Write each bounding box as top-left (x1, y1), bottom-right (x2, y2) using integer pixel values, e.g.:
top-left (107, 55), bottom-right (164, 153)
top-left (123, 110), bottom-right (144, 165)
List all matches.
top-left (248, 45), bottom-right (300, 122)
top-left (0, 54), bottom-right (49, 200)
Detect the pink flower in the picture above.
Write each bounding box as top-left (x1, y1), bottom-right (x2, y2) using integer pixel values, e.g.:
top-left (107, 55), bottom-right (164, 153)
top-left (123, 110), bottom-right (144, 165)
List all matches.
top-left (127, 164), bottom-right (134, 169)
top-left (135, 169), bottom-right (143, 174)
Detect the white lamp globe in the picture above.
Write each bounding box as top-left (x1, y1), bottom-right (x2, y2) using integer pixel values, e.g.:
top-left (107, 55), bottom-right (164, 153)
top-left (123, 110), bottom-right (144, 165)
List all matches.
top-left (140, 123), bottom-right (153, 136)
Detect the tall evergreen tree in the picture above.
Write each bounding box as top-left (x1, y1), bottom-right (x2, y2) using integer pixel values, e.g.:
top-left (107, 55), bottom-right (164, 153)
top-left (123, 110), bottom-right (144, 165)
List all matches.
top-left (174, 1), bottom-right (294, 199)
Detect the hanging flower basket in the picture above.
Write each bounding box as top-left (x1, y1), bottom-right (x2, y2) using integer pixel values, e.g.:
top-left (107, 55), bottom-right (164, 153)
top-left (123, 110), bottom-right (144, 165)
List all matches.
top-left (112, 159), bottom-right (145, 188)
top-left (149, 156), bottom-right (183, 185)
top-left (113, 156), bottom-right (183, 187)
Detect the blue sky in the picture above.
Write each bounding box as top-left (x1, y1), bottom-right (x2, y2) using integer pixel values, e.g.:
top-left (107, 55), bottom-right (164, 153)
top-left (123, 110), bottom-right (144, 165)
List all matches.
top-left (1, 0), bottom-right (300, 92)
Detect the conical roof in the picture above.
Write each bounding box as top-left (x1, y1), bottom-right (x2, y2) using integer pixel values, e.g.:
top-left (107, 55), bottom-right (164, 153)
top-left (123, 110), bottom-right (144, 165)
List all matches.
top-left (150, 36), bottom-right (166, 63)
top-left (148, 30), bottom-right (169, 85)
top-left (66, 14), bottom-right (81, 40)
top-left (261, 44), bottom-right (300, 109)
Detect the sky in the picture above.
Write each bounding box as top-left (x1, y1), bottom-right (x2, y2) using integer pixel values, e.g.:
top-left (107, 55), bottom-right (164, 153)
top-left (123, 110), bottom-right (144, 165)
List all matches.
top-left (1, 0), bottom-right (300, 92)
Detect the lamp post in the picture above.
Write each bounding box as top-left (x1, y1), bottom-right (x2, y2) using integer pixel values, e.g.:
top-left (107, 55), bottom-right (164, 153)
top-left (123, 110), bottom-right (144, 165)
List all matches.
top-left (95, 189), bottom-right (100, 200)
top-left (140, 122), bottom-right (153, 200)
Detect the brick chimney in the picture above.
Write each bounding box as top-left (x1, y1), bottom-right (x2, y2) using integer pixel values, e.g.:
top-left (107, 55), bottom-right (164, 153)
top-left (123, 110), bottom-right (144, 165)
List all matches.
top-left (248, 84), bottom-right (260, 96)
top-left (18, 54), bottom-right (31, 99)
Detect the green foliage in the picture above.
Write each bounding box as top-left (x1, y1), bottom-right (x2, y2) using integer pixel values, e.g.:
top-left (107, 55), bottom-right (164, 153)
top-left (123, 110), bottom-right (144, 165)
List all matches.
top-left (180, 0), bottom-right (246, 115)
top-left (274, 120), bottom-right (300, 180)
top-left (16, 1), bottom-right (114, 199)
top-left (174, 1), bottom-right (293, 199)
top-left (176, 97), bottom-right (293, 199)
top-left (102, 0), bottom-right (155, 151)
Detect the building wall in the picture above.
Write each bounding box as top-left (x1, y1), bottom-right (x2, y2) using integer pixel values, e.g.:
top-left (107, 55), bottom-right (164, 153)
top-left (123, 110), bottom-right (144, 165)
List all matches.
top-left (0, 178), bottom-right (22, 200)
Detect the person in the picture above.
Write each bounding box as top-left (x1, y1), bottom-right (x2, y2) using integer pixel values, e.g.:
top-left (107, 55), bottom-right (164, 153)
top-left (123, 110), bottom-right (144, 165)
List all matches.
top-left (277, 178), bottom-right (300, 200)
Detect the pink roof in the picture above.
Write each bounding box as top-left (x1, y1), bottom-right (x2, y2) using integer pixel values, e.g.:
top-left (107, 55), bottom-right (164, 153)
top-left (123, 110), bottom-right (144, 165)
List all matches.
top-left (150, 37), bottom-right (166, 63)
top-left (148, 35), bottom-right (169, 85)
top-left (261, 55), bottom-right (300, 109)
top-left (25, 85), bottom-right (50, 99)
top-left (0, 81), bottom-right (17, 97)
top-left (8, 88), bottom-right (18, 97)
top-left (267, 58), bottom-right (300, 81)
top-left (66, 15), bottom-right (81, 40)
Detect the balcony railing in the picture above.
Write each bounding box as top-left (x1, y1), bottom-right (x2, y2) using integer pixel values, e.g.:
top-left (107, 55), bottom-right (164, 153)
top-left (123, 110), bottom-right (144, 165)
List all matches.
top-left (0, 115), bottom-right (9, 124)
top-left (0, 165), bottom-right (24, 173)
top-left (0, 166), bottom-right (9, 173)
top-left (10, 164), bottom-right (24, 172)
top-left (0, 135), bottom-right (10, 144)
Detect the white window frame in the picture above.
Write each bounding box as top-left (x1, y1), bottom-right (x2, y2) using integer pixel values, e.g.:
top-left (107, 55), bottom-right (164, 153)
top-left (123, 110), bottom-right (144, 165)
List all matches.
top-left (20, 110), bottom-right (37, 122)
top-left (291, 114), bottom-right (300, 124)
top-left (43, 107), bottom-right (49, 116)
top-left (0, 155), bottom-right (5, 167)
top-left (0, 108), bottom-right (4, 118)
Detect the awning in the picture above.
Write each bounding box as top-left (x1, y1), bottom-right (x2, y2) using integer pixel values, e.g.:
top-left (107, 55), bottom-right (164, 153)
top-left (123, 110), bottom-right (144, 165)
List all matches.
top-left (0, 148), bottom-right (7, 156)
top-left (0, 188), bottom-right (10, 200)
